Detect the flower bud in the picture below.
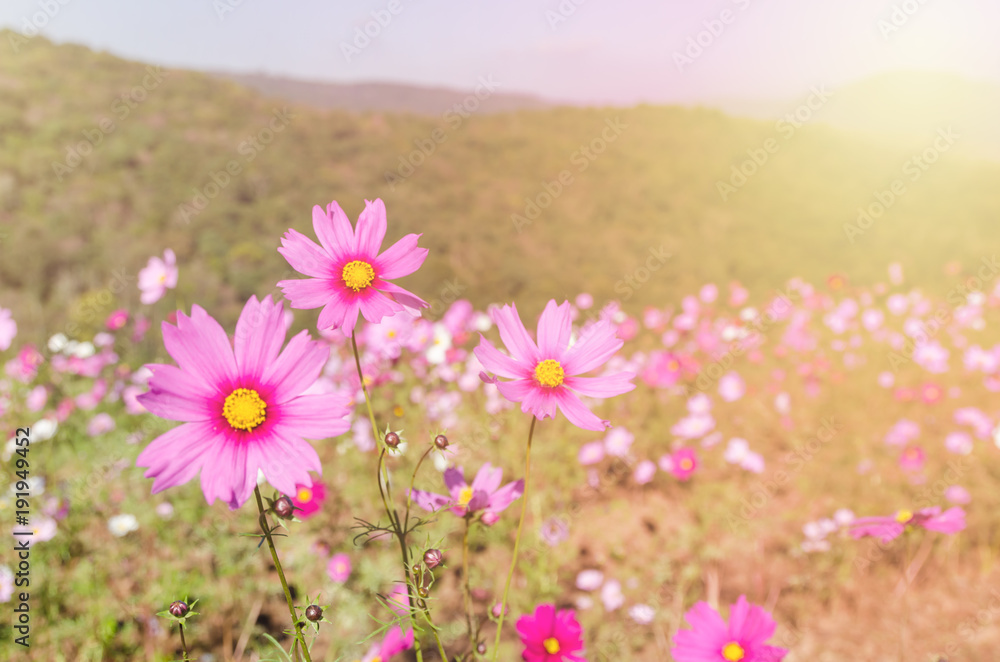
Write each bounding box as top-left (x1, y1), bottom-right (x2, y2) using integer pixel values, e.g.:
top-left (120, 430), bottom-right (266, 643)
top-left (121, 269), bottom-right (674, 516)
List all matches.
top-left (384, 432), bottom-right (400, 448)
top-left (305, 605), bottom-right (323, 622)
top-left (434, 434), bottom-right (449, 450)
top-left (477, 642), bottom-right (487, 655)
top-left (423, 548), bottom-right (444, 570)
top-left (273, 496), bottom-right (295, 519)
top-left (169, 601), bottom-right (189, 618)
top-left (418, 586), bottom-right (430, 599)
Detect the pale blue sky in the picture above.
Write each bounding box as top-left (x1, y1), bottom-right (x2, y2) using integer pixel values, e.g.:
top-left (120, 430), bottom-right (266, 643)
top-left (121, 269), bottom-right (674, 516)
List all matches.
top-left (2, 0), bottom-right (997, 103)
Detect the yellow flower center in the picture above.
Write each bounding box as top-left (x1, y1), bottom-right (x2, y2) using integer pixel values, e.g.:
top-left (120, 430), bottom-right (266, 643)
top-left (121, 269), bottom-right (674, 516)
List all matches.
top-left (223, 388), bottom-right (267, 431)
top-left (722, 642), bottom-right (745, 661)
top-left (370, 657), bottom-right (382, 662)
top-left (667, 360), bottom-right (679, 371)
top-left (458, 486), bottom-right (474, 507)
top-left (393, 405), bottom-right (404, 417)
top-left (543, 638), bottom-right (560, 654)
top-left (534, 359), bottom-right (565, 388)
top-left (342, 260), bottom-right (375, 292)
top-left (680, 458), bottom-right (694, 471)
top-left (297, 488), bottom-right (313, 503)
top-left (895, 509), bottom-right (913, 524)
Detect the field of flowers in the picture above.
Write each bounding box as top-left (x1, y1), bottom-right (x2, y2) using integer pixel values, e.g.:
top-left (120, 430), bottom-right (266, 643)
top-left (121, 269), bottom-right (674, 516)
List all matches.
top-left (2, 194), bottom-right (1000, 661)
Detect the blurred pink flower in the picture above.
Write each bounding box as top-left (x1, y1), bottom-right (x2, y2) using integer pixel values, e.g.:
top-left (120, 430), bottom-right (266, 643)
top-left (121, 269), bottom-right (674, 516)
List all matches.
top-left (899, 446), bottom-right (925, 472)
top-left (850, 506), bottom-right (966, 543)
top-left (634, 460), bottom-right (656, 485)
top-left (945, 485), bottom-right (971, 504)
top-left (289, 478), bottom-right (326, 519)
top-left (517, 604), bottom-right (586, 662)
top-left (670, 448), bottom-right (698, 481)
top-left (0, 308), bottom-right (16, 351)
top-left (327, 552), bottom-right (351, 583)
top-left (718, 372), bottom-right (745, 402)
top-left (87, 413), bottom-right (116, 436)
top-left (138, 249), bottom-right (178, 304)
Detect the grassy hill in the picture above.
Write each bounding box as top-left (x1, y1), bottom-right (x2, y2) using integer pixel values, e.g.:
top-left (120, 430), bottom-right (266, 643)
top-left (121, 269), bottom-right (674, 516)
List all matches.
top-left (2, 32), bottom-right (1000, 342)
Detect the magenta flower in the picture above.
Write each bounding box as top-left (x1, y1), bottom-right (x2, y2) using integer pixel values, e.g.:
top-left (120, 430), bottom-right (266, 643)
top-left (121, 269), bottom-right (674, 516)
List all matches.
top-left (517, 603), bottom-right (586, 662)
top-left (277, 199), bottom-right (428, 336)
top-left (672, 595), bottom-right (788, 662)
top-left (849, 506), bottom-right (966, 543)
top-left (136, 295), bottom-right (350, 509)
top-left (289, 477), bottom-right (326, 519)
top-left (410, 463), bottom-right (523, 526)
top-left (327, 552), bottom-right (351, 583)
top-left (474, 300), bottom-right (635, 431)
top-left (0, 307), bottom-right (17, 351)
top-left (106, 309), bottom-right (129, 330)
top-left (670, 448), bottom-right (698, 481)
top-left (138, 249), bottom-right (178, 304)
top-left (359, 625), bottom-right (414, 662)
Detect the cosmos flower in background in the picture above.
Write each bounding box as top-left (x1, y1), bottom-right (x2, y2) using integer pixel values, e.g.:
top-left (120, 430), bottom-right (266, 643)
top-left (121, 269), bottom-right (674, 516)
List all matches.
top-left (671, 595), bottom-right (788, 662)
top-left (358, 625), bottom-right (414, 662)
top-left (849, 506), bottom-right (966, 543)
top-left (13, 516), bottom-right (57, 546)
top-left (475, 300), bottom-right (635, 431)
top-left (108, 514), bottom-right (139, 538)
top-left (277, 199), bottom-right (429, 336)
top-left (138, 249), bottom-right (178, 304)
top-left (517, 604), bottom-right (586, 662)
top-left (289, 477), bottom-right (326, 519)
top-left (135, 295), bottom-right (351, 509)
top-left (327, 552), bottom-right (351, 583)
top-left (0, 307), bottom-right (16, 351)
top-left (669, 448), bottom-right (699, 481)
top-left (409, 463), bottom-right (523, 525)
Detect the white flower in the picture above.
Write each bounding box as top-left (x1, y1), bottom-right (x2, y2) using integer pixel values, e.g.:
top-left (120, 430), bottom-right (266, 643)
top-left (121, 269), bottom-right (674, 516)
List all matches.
top-left (31, 419), bottom-right (58, 442)
top-left (47, 333), bottom-right (68, 353)
top-left (600, 579), bottom-right (624, 611)
top-left (70, 341), bottom-right (96, 358)
top-left (628, 604), bottom-right (655, 625)
top-left (575, 569), bottom-right (604, 592)
top-left (108, 514), bottom-right (139, 537)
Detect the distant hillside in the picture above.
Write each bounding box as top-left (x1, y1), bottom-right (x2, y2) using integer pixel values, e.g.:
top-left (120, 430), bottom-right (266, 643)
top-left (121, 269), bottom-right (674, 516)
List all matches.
top-left (2, 32), bottom-right (1000, 345)
top-left (209, 72), bottom-right (553, 115)
top-left (712, 71), bottom-right (1000, 161)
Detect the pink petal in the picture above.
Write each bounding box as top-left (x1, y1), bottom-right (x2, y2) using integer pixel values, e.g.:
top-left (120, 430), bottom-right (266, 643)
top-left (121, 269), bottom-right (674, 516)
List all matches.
top-left (553, 388), bottom-right (609, 431)
top-left (138, 363), bottom-right (218, 421)
top-left (278, 228), bottom-right (336, 278)
top-left (564, 373), bottom-right (636, 398)
top-left (136, 421), bottom-right (220, 493)
top-left (262, 330), bottom-right (330, 403)
top-left (163, 306), bottom-right (238, 390)
top-left (492, 303), bottom-right (540, 364)
top-left (562, 320), bottom-right (623, 376)
top-left (375, 233), bottom-right (428, 280)
top-left (276, 394), bottom-right (351, 439)
top-left (378, 280), bottom-right (430, 310)
top-left (277, 277), bottom-right (336, 310)
top-left (234, 296), bottom-right (287, 384)
top-left (358, 288), bottom-right (405, 325)
top-left (471, 463), bottom-right (503, 494)
top-left (313, 202), bottom-right (355, 260)
top-left (536, 299), bottom-right (573, 358)
top-left (355, 198), bottom-right (388, 256)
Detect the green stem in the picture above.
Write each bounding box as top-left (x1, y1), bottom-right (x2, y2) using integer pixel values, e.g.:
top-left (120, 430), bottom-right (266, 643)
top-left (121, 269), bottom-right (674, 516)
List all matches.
top-left (253, 486), bottom-right (312, 662)
top-left (351, 332), bottom-right (424, 662)
top-left (404, 445), bottom-right (435, 533)
top-left (462, 517), bottom-right (476, 653)
top-left (492, 416), bottom-right (537, 662)
top-left (179, 623), bottom-right (190, 661)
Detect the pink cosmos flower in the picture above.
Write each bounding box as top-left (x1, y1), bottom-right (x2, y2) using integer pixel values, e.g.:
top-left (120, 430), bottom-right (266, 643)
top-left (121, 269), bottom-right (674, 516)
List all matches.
top-left (359, 626), bottom-right (414, 662)
top-left (106, 309), bottom-right (129, 330)
top-left (277, 199), bottom-right (428, 336)
top-left (87, 413), bottom-right (116, 436)
top-left (671, 595), bottom-right (788, 662)
top-left (899, 446), bottom-right (925, 472)
top-left (634, 460), bottom-right (656, 484)
top-left (517, 604), bottom-right (586, 662)
top-left (0, 307), bottom-right (16, 351)
top-left (327, 552), bottom-right (351, 583)
top-left (670, 448), bottom-right (698, 481)
top-left (577, 441), bottom-right (605, 466)
top-left (138, 249), bottom-right (178, 304)
top-left (945, 485), bottom-right (971, 504)
top-left (849, 506), bottom-right (966, 543)
top-left (410, 463), bottom-right (523, 525)
top-left (289, 477), bottom-right (326, 519)
top-left (474, 300), bottom-right (635, 431)
top-left (136, 295), bottom-right (351, 509)
top-left (718, 372), bottom-right (745, 402)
